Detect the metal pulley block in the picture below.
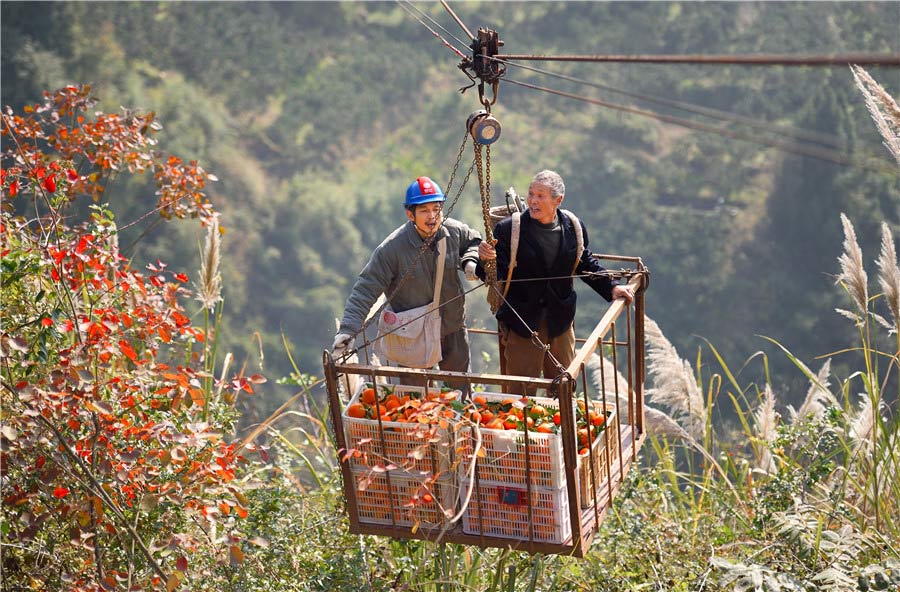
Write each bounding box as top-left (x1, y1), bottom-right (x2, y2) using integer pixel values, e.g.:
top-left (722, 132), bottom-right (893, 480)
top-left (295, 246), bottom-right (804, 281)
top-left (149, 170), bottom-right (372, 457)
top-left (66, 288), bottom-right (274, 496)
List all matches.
top-left (467, 109), bottom-right (501, 145)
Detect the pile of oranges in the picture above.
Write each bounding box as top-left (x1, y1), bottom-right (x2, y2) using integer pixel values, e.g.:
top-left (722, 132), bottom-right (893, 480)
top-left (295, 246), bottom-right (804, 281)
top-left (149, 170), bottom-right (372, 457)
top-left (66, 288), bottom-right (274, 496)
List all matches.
top-left (463, 395), bottom-right (608, 455)
top-left (345, 383), bottom-right (460, 424)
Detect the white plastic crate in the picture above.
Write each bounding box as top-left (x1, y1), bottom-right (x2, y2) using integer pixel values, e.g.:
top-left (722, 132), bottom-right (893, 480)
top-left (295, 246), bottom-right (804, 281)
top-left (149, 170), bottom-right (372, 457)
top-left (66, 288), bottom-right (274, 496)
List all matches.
top-left (342, 382), bottom-right (460, 475)
top-left (459, 478), bottom-right (572, 544)
top-left (577, 402), bottom-right (621, 508)
top-left (458, 393), bottom-right (618, 490)
top-left (351, 467), bottom-right (457, 529)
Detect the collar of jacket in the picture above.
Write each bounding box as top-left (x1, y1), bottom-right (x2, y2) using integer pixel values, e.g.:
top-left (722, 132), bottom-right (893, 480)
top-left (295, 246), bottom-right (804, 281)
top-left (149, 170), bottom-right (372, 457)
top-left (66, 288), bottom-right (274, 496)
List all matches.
top-left (519, 209), bottom-right (573, 272)
top-left (404, 220), bottom-right (449, 250)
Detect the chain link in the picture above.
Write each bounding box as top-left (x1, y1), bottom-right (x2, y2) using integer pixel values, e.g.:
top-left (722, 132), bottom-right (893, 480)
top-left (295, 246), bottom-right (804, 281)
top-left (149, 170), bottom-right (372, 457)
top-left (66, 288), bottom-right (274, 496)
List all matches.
top-left (474, 144), bottom-right (500, 313)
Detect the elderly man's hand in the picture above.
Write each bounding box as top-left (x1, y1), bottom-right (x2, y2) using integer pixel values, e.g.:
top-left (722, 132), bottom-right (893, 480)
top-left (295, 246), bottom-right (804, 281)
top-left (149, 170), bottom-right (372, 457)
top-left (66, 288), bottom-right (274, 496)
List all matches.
top-left (478, 241), bottom-right (496, 261)
top-left (612, 285), bottom-right (634, 304)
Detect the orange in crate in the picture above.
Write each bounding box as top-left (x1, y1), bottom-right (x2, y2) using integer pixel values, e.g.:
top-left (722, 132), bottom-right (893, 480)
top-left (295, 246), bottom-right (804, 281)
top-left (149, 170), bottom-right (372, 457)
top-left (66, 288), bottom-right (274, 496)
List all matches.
top-left (352, 468), bottom-right (457, 528)
top-left (343, 383), bottom-right (461, 475)
top-left (458, 393), bottom-right (616, 490)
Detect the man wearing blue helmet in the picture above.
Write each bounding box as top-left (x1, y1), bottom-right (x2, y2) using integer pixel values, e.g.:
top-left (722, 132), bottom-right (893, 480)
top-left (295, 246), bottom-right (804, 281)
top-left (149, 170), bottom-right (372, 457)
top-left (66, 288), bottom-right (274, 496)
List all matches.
top-left (332, 176), bottom-right (483, 373)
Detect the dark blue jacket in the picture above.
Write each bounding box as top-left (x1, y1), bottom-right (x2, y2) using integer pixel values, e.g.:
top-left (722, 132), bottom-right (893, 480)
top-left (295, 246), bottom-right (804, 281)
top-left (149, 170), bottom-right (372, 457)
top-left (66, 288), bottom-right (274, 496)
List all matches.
top-left (479, 209), bottom-right (616, 339)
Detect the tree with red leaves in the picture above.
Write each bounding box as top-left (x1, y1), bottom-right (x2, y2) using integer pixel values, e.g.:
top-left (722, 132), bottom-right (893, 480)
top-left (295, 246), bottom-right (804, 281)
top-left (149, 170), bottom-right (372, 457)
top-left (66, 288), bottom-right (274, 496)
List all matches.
top-left (1, 85), bottom-right (265, 591)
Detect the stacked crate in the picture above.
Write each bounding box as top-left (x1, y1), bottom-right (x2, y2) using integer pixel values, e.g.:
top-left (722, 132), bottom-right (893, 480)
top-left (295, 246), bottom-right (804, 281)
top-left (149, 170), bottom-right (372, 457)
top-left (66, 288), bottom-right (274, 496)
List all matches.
top-left (577, 402), bottom-right (621, 508)
top-left (457, 393), bottom-right (618, 544)
top-left (342, 382), bottom-right (460, 528)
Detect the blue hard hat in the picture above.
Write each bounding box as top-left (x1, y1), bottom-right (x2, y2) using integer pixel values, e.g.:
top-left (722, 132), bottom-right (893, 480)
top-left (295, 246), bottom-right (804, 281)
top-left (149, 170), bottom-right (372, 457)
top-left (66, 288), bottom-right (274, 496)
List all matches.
top-left (404, 176), bottom-right (445, 206)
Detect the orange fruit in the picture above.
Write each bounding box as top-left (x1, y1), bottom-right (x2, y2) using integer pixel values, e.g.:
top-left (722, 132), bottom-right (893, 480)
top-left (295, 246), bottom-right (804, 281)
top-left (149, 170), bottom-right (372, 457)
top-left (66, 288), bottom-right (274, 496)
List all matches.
top-left (347, 403), bottom-right (366, 418)
top-left (536, 423), bottom-right (554, 434)
top-left (577, 427), bottom-right (590, 446)
top-left (361, 388), bottom-right (377, 405)
top-left (589, 411), bottom-right (606, 427)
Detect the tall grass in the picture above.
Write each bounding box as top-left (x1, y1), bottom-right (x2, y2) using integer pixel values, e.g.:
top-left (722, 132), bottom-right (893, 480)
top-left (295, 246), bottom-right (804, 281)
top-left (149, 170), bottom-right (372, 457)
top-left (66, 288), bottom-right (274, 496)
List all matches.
top-left (246, 209), bottom-right (898, 589)
top-left (244, 66), bottom-right (900, 588)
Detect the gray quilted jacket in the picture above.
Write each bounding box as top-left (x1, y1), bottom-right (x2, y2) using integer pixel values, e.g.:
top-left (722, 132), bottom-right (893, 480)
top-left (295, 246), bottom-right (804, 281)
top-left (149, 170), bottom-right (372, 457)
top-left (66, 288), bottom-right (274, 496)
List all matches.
top-left (338, 218), bottom-right (481, 337)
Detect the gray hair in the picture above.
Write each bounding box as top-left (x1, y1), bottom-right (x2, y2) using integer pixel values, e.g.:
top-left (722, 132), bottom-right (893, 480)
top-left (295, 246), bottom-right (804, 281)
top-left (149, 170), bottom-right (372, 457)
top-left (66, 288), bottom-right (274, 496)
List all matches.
top-left (530, 170), bottom-right (565, 198)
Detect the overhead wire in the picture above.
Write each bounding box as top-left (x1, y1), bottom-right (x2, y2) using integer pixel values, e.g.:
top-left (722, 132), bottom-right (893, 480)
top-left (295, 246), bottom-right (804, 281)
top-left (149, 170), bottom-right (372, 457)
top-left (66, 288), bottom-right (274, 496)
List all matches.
top-left (439, 0), bottom-right (475, 42)
top-left (488, 55), bottom-right (852, 151)
top-left (503, 77), bottom-right (897, 175)
top-left (396, 0), bottom-right (470, 60)
top-left (397, 0), bottom-right (900, 174)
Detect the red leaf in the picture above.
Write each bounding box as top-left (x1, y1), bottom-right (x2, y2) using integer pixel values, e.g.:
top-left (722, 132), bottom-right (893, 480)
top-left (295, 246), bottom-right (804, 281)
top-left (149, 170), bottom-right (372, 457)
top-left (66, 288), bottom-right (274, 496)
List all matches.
top-left (176, 555), bottom-right (188, 572)
top-left (67, 168), bottom-right (78, 181)
top-left (229, 545), bottom-right (244, 566)
top-left (8, 180), bottom-right (18, 196)
top-left (171, 311), bottom-right (190, 328)
top-left (42, 174), bottom-right (56, 193)
top-left (119, 340), bottom-right (138, 362)
top-left (40, 317), bottom-right (53, 327)
top-left (53, 486), bottom-right (70, 498)
top-left (174, 273), bottom-right (188, 283)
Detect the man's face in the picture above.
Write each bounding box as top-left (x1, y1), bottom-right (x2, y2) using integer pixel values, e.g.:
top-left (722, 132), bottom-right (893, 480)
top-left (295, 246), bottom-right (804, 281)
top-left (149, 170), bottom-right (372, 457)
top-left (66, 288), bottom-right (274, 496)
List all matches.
top-left (527, 182), bottom-right (562, 225)
top-left (406, 201), bottom-right (444, 238)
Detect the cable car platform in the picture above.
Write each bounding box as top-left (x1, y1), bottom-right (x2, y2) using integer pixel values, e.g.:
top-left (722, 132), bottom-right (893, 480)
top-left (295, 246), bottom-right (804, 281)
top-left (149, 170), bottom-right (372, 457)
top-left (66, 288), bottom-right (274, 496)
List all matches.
top-left (323, 255), bottom-right (648, 557)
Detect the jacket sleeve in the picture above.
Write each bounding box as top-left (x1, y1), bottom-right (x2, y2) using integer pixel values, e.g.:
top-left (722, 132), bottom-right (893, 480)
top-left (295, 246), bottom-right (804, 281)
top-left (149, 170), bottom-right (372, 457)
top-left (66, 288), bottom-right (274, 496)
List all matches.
top-left (575, 221), bottom-right (618, 301)
top-left (337, 245), bottom-right (394, 336)
top-left (458, 222), bottom-right (482, 269)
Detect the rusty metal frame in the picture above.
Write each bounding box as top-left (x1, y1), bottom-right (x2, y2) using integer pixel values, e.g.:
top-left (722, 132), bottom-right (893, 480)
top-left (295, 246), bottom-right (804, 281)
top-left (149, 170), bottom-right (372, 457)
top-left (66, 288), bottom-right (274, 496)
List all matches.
top-left (323, 256), bottom-right (649, 557)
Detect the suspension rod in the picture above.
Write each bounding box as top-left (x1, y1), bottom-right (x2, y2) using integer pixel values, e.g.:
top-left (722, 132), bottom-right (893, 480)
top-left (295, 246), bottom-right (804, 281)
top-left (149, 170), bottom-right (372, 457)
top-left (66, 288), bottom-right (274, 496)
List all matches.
top-left (496, 53), bottom-right (900, 66)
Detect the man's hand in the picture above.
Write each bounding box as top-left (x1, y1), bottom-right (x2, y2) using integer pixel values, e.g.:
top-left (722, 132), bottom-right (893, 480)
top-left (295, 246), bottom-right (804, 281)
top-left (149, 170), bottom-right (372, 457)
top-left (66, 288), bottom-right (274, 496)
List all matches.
top-left (464, 261), bottom-right (478, 282)
top-left (478, 241), bottom-right (496, 261)
top-left (612, 285), bottom-right (634, 304)
top-left (332, 333), bottom-right (353, 357)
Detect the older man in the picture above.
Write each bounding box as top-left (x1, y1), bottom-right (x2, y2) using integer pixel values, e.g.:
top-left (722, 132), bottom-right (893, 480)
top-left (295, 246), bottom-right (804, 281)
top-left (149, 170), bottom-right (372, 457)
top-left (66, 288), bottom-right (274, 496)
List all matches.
top-left (478, 170), bottom-right (633, 380)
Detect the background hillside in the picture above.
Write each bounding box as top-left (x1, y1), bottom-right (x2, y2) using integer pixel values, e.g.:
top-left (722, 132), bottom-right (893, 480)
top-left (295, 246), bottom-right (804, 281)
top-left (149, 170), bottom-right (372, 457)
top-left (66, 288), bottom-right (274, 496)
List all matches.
top-left (3, 1), bottom-right (898, 419)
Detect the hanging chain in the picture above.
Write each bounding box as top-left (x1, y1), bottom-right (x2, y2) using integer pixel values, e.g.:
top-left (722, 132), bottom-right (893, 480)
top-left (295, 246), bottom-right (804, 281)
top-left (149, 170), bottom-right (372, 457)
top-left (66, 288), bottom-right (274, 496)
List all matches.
top-left (475, 143), bottom-right (501, 313)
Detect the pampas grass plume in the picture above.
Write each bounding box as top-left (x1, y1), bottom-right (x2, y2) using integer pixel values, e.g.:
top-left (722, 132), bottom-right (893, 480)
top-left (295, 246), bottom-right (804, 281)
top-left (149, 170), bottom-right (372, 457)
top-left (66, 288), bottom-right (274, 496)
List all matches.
top-left (837, 213), bottom-right (869, 317)
top-left (876, 222), bottom-right (900, 330)
top-left (195, 216), bottom-right (223, 311)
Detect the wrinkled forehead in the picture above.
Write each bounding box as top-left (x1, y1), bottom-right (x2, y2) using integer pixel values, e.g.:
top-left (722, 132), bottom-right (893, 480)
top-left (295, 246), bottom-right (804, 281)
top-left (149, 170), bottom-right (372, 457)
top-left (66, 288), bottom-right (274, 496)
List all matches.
top-left (528, 182), bottom-right (556, 196)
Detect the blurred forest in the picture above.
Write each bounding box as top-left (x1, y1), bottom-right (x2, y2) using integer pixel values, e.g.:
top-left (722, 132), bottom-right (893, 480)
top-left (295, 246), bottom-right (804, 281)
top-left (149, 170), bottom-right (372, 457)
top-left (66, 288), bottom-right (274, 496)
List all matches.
top-left (3, 1), bottom-right (898, 420)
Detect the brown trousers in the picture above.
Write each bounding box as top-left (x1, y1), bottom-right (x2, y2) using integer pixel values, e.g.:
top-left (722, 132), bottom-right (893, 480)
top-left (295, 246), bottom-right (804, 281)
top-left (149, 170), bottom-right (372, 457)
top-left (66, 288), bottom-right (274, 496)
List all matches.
top-left (499, 319), bottom-right (575, 385)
